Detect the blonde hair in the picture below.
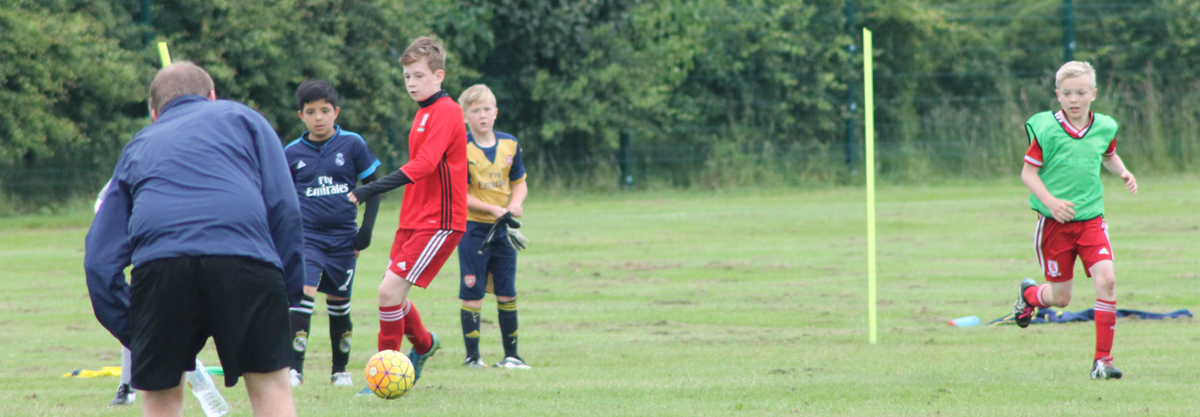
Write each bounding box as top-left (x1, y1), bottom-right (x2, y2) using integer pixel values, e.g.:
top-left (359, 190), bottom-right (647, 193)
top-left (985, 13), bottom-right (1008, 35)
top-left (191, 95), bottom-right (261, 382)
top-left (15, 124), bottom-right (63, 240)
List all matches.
top-left (1055, 61), bottom-right (1096, 89)
top-left (458, 84), bottom-right (496, 110)
top-left (400, 36), bottom-right (446, 73)
top-left (149, 61), bottom-right (214, 112)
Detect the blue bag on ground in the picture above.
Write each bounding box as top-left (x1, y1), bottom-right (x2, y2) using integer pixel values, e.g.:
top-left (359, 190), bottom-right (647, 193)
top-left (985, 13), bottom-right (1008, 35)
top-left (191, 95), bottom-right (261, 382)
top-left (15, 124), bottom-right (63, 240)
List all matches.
top-left (988, 308), bottom-right (1192, 326)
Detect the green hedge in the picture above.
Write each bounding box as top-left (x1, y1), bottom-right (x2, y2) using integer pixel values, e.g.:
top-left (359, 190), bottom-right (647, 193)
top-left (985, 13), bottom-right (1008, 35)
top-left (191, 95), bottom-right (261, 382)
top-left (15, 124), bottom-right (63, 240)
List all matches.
top-left (3, 0), bottom-right (1198, 210)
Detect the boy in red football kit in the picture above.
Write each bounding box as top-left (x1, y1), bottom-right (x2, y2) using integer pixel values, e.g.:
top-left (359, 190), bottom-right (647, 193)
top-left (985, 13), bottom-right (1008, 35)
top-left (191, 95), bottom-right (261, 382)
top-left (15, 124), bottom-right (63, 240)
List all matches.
top-left (1010, 61), bottom-right (1137, 379)
top-left (347, 36), bottom-right (467, 388)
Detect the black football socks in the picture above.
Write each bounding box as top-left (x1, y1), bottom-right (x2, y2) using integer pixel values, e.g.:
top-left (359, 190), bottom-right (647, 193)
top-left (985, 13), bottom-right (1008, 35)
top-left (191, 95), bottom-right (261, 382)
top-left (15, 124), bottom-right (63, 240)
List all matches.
top-left (327, 298), bottom-right (352, 374)
top-left (497, 300), bottom-right (519, 358)
top-left (289, 294), bottom-right (315, 374)
top-left (461, 304), bottom-right (482, 359)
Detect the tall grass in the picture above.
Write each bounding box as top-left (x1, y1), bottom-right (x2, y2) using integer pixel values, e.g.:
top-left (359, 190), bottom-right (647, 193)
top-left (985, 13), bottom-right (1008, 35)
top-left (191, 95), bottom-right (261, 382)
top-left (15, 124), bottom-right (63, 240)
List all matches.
top-left (524, 64), bottom-right (1200, 193)
top-left (850, 71), bottom-right (1198, 183)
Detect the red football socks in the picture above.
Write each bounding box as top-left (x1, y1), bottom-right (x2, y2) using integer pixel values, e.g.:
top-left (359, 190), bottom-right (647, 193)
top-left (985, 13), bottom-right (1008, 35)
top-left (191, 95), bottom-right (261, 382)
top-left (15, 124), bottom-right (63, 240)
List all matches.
top-left (404, 300), bottom-right (433, 355)
top-left (1024, 283), bottom-right (1051, 308)
top-left (1094, 299), bottom-right (1117, 360)
top-left (378, 302), bottom-right (408, 352)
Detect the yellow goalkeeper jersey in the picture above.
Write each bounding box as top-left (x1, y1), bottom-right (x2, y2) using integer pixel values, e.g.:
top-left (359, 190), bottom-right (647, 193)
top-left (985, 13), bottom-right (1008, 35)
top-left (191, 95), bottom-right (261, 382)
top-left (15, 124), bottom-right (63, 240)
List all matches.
top-left (466, 131), bottom-right (526, 224)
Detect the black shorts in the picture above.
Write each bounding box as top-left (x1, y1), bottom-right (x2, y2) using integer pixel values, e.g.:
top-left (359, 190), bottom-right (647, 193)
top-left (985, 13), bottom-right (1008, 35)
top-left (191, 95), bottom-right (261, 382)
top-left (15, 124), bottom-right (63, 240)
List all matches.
top-left (129, 256), bottom-right (292, 390)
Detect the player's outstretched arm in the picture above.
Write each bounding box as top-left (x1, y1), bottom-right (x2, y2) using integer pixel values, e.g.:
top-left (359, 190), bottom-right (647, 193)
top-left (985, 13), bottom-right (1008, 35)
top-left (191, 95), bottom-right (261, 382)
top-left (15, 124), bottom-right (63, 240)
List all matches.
top-left (1102, 154), bottom-right (1137, 195)
top-left (1021, 162), bottom-right (1075, 223)
top-left (354, 172), bottom-right (381, 252)
top-left (348, 169), bottom-right (411, 204)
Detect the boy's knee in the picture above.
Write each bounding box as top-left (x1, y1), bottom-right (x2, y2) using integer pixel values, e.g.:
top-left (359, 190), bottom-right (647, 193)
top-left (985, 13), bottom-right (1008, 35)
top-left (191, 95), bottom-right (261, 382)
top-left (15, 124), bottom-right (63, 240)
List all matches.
top-left (302, 286), bottom-right (318, 298)
top-left (1089, 261), bottom-right (1115, 279)
top-left (244, 368), bottom-right (292, 396)
top-left (243, 369), bottom-right (296, 417)
top-left (377, 271), bottom-right (411, 304)
top-left (377, 285), bottom-right (402, 306)
top-left (1048, 290), bottom-right (1072, 307)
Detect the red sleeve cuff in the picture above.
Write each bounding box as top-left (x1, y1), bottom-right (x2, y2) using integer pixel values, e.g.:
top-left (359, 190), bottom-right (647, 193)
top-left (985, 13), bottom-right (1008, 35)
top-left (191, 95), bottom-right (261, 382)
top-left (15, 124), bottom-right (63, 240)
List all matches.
top-left (1024, 139), bottom-right (1043, 166)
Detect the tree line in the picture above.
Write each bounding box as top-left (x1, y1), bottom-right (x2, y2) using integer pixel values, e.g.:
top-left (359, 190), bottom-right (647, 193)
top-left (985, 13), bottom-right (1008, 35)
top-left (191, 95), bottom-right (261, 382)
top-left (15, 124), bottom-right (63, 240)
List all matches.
top-left (2, 0), bottom-right (1197, 208)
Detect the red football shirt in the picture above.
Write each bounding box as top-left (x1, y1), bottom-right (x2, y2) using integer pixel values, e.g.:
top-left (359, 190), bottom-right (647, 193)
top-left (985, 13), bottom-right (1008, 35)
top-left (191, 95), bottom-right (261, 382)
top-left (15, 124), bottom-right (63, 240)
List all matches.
top-left (398, 93), bottom-right (467, 231)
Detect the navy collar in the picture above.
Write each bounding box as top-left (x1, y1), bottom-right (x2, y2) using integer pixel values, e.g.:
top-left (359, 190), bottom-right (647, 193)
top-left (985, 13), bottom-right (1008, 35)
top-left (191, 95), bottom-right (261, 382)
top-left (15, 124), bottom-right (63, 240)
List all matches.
top-left (467, 131), bottom-right (497, 149)
top-left (158, 94), bottom-right (210, 117)
top-left (418, 90), bottom-right (449, 108)
top-left (301, 125), bottom-right (341, 149)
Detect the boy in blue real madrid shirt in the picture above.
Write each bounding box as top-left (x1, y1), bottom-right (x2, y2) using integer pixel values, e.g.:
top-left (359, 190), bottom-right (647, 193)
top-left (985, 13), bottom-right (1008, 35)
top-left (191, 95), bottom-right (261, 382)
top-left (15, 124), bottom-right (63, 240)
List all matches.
top-left (456, 85), bottom-right (531, 369)
top-left (284, 80), bottom-right (382, 386)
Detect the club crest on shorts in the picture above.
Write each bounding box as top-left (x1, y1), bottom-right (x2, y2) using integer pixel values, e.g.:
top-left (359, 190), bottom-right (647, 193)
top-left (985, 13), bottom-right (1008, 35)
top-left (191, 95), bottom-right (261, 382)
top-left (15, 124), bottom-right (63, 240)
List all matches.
top-left (336, 153), bottom-right (345, 166)
top-left (464, 274), bottom-right (476, 287)
top-left (293, 330), bottom-right (308, 352)
top-left (1046, 260), bottom-right (1061, 278)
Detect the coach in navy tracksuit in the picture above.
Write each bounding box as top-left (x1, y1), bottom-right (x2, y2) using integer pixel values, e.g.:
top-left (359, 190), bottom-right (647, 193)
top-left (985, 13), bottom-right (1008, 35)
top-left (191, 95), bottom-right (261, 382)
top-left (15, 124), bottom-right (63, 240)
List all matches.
top-left (84, 62), bottom-right (302, 416)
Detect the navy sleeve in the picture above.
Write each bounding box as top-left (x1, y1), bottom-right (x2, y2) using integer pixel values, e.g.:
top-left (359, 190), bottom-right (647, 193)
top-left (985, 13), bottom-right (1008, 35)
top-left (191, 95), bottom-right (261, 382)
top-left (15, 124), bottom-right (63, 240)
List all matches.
top-left (355, 138), bottom-right (381, 180)
top-left (509, 145), bottom-right (526, 182)
top-left (248, 112), bottom-right (307, 307)
top-left (84, 174), bottom-right (133, 347)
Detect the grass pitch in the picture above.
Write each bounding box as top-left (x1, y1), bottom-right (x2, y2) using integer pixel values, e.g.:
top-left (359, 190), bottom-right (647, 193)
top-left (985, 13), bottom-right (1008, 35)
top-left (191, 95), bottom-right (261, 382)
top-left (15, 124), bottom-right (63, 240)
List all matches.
top-left (0, 176), bottom-right (1197, 416)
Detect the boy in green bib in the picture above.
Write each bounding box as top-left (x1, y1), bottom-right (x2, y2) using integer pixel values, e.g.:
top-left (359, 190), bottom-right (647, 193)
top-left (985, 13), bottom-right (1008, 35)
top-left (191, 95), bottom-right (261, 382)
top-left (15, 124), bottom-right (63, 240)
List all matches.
top-left (1010, 61), bottom-right (1138, 379)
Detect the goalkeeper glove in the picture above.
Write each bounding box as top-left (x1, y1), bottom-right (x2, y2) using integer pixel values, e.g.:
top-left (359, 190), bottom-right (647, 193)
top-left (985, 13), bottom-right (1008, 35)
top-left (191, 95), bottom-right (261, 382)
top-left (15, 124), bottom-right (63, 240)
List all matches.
top-left (478, 212), bottom-right (529, 253)
top-left (506, 228), bottom-right (529, 250)
top-left (479, 212), bottom-right (513, 254)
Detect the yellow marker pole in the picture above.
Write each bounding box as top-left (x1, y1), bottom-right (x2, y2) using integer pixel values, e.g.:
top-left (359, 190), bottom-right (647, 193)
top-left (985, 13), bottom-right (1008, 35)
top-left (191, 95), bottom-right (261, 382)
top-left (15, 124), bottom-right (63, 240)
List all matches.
top-left (157, 42), bottom-right (172, 68)
top-left (863, 28), bottom-right (877, 345)
top-left (151, 42), bottom-right (172, 119)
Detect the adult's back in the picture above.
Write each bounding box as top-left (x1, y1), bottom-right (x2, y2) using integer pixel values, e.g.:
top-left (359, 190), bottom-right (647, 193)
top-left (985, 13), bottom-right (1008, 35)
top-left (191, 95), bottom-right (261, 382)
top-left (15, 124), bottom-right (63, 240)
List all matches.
top-left (86, 94), bottom-right (306, 345)
top-left (118, 96), bottom-right (298, 270)
top-left (84, 61), bottom-right (301, 416)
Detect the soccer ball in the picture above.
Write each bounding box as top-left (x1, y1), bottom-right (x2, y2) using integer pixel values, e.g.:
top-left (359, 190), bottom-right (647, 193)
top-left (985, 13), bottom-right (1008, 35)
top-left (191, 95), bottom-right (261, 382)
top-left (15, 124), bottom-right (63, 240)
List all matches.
top-left (363, 350), bottom-right (415, 399)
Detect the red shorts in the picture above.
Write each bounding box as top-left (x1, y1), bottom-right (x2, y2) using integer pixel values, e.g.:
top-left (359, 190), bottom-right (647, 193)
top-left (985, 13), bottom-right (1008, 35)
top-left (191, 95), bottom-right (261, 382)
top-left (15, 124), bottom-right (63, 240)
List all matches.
top-left (1034, 215), bottom-right (1113, 282)
top-left (388, 229), bottom-right (462, 289)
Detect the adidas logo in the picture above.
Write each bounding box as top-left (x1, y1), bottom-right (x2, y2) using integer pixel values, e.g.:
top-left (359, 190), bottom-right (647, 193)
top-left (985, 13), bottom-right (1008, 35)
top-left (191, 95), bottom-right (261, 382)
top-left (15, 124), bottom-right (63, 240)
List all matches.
top-left (1099, 248), bottom-right (1109, 255)
top-left (296, 161), bottom-right (306, 169)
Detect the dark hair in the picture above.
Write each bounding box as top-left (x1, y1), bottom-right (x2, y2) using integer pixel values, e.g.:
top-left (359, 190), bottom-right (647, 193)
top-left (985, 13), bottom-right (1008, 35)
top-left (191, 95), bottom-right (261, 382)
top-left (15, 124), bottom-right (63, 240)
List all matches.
top-left (149, 61), bottom-right (214, 113)
top-left (296, 80), bottom-right (338, 110)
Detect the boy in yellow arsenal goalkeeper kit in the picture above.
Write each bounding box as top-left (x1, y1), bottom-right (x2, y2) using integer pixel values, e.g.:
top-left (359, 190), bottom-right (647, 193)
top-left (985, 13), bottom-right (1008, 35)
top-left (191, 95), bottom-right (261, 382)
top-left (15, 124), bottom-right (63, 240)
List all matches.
top-left (455, 84), bottom-right (531, 369)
